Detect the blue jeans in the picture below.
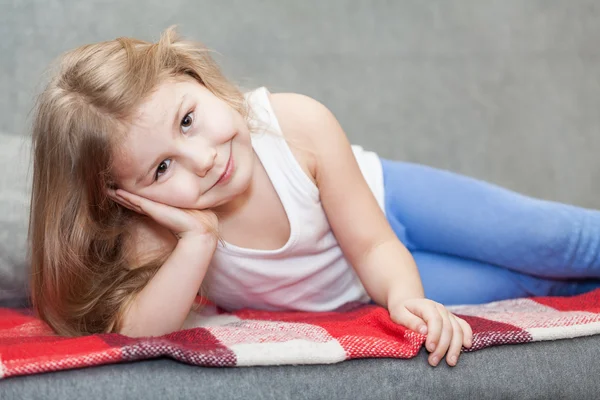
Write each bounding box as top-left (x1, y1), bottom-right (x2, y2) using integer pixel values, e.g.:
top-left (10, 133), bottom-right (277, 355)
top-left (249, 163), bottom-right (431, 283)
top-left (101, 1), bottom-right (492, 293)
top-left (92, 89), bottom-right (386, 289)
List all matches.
top-left (380, 159), bottom-right (600, 305)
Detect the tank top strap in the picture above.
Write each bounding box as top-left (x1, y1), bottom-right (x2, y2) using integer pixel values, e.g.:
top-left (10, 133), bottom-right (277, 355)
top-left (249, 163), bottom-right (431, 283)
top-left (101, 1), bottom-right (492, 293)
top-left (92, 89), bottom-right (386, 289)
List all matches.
top-left (245, 88), bottom-right (319, 202)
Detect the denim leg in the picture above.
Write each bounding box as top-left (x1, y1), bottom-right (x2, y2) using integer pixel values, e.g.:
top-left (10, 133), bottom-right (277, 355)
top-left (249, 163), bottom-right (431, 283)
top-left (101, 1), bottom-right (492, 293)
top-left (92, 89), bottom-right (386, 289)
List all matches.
top-left (382, 159), bottom-right (600, 279)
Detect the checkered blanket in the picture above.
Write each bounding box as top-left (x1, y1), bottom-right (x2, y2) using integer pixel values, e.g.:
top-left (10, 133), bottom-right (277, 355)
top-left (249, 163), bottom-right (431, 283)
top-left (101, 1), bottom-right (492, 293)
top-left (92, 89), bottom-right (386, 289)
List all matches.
top-left (1, 289), bottom-right (600, 379)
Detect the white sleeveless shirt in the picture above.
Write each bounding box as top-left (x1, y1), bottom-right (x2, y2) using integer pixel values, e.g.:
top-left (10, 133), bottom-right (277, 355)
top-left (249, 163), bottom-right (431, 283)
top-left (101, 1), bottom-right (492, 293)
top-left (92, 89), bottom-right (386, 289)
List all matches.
top-left (204, 88), bottom-right (385, 311)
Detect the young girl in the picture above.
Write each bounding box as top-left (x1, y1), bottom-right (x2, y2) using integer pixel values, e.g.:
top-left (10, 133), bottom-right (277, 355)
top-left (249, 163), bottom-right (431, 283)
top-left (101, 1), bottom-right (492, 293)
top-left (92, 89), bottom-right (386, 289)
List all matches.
top-left (29, 27), bottom-right (600, 368)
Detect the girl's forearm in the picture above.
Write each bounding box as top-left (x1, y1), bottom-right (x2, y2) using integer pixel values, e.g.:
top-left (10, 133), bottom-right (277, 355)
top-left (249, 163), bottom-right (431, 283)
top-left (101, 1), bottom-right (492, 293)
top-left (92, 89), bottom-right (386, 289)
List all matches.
top-left (357, 239), bottom-right (425, 307)
top-left (120, 235), bottom-right (216, 337)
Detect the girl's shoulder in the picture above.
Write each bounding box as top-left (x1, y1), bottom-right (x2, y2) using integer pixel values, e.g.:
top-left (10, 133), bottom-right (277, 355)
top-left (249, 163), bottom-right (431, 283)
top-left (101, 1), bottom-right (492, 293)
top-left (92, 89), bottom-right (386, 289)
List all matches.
top-left (265, 92), bottom-right (340, 185)
top-left (267, 91), bottom-right (333, 130)
top-left (267, 91), bottom-right (345, 151)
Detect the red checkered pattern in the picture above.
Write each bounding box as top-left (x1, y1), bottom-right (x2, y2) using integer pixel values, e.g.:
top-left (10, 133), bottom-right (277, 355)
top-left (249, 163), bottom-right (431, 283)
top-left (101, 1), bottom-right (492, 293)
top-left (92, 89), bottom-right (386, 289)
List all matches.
top-left (1, 289), bottom-right (599, 379)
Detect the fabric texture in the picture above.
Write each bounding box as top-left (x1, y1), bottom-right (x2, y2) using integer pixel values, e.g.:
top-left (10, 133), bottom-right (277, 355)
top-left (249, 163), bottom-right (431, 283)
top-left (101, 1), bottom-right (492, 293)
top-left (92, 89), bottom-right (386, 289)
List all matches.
top-left (0, 133), bottom-right (31, 302)
top-left (206, 87), bottom-right (378, 311)
top-left (3, 338), bottom-right (600, 400)
top-left (4, 1), bottom-right (600, 211)
top-left (381, 159), bottom-right (600, 305)
top-left (1, 288), bottom-right (599, 380)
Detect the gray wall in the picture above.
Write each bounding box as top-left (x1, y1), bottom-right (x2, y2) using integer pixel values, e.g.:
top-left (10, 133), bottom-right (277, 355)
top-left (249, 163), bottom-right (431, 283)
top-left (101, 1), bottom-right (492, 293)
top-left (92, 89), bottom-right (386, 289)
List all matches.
top-left (2, 0), bottom-right (600, 207)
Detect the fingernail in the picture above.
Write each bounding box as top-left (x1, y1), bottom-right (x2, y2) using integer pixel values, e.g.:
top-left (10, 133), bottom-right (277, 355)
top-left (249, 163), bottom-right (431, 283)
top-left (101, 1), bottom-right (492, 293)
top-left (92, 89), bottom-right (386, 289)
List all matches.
top-left (428, 343), bottom-right (436, 352)
top-left (431, 356), bottom-right (439, 366)
top-left (419, 325), bottom-right (427, 335)
top-left (450, 356), bottom-right (457, 365)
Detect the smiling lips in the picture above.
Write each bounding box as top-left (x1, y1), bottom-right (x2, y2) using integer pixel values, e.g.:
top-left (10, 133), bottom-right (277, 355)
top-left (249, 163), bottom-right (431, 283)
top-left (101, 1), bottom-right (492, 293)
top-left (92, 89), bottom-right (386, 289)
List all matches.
top-left (215, 150), bottom-right (234, 185)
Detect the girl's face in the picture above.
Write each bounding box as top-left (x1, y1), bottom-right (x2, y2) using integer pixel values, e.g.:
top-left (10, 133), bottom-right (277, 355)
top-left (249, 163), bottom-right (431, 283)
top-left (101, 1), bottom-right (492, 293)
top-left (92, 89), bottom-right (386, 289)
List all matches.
top-left (113, 76), bottom-right (254, 211)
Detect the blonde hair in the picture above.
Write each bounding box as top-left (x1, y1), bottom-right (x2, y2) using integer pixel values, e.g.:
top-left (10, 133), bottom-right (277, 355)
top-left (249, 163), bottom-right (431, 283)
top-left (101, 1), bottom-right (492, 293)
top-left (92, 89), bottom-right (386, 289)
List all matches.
top-left (29, 26), bottom-right (247, 336)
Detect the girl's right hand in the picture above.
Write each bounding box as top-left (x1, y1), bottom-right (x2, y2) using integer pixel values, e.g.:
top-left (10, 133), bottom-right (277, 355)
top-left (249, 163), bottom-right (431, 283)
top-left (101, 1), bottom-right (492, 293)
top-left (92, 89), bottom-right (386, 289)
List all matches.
top-left (107, 188), bottom-right (219, 240)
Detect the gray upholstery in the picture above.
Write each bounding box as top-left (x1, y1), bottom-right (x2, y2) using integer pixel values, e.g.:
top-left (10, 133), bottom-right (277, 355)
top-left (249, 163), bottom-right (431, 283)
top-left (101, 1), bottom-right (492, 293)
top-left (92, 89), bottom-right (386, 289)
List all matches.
top-left (2, 0), bottom-right (600, 398)
top-left (0, 133), bottom-right (31, 301)
top-left (2, 336), bottom-right (600, 399)
top-left (4, 1), bottom-right (600, 208)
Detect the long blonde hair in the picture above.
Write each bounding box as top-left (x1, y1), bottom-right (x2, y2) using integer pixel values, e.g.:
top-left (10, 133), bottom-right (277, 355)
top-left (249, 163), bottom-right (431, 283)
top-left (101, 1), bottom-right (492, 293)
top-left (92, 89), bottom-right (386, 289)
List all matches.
top-left (29, 27), bottom-right (247, 336)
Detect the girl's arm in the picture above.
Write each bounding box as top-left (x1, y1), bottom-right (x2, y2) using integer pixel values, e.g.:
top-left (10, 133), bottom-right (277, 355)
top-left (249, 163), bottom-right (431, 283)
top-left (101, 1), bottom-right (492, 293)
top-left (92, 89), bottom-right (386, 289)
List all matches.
top-left (270, 93), bottom-right (472, 367)
top-left (109, 190), bottom-right (218, 338)
top-left (120, 234), bottom-right (215, 338)
top-left (271, 93), bottom-right (421, 306)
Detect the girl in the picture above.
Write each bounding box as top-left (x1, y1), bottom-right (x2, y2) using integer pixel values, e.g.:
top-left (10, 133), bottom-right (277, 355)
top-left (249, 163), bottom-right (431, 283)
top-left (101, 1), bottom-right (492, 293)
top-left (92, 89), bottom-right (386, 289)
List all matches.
top-left (29, 27), bottom-right (600, 369)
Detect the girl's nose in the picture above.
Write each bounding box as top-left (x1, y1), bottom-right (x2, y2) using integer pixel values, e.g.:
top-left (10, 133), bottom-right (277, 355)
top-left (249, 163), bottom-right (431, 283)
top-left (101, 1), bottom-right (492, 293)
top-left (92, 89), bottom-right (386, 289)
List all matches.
top-left (191, 146), bottom-right (217, 177)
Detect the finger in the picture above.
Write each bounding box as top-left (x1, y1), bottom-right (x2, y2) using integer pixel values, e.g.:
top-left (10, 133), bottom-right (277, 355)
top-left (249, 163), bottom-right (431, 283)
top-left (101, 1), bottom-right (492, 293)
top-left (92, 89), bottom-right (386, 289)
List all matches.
top-left (106, 188), bottom-right (123, 205)
top-left (428, 306), bottom-right (453, 367)
top-left (405, 301), bottom-right (442, 353)
top-left (389, 306), bottom-right (428, 335)
top-left (444, 315), bottom-right (464, 367)
top-left (112, 189), bottom-right (217, 237)
top-left (114, 189), bottom-right (144, 209)
top-left (115, 190), bottom-right (199, 234)
top-left (107, 189), bottom-right (142, 213)
top-left (116, 189), bottom-right (170, 218)
top-left (117, 197), bottom-right (144, 214)
top-left (455, 316), bottom-right (473, 348)
top-left (119, 192), bottom-right (168, 221)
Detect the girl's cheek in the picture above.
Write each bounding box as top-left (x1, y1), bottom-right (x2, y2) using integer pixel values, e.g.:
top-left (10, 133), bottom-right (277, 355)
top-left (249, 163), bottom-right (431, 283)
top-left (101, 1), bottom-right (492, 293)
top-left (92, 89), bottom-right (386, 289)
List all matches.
top-left (204, 110), bottom-right (236, 141)
top-left (161, 179), bottom-right (197, 208)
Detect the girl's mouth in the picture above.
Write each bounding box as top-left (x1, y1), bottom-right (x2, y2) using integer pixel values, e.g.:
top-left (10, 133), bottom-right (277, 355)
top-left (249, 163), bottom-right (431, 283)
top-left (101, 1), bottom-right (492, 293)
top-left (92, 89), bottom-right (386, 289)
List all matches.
top-left (216, 148), bottom-right (234, 185)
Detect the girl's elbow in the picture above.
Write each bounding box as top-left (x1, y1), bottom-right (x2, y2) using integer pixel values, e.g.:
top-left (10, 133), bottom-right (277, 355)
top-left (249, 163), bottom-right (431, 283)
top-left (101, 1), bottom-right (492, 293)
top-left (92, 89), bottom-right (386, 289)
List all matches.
top-left (117, 318), bottom-right (182, 338)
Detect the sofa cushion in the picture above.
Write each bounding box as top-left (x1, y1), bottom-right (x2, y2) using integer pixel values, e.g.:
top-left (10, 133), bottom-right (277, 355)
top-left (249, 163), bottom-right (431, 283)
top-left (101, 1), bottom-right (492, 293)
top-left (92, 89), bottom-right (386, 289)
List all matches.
top-left (0, 132), bottom-right (31, 301)
top-left (2, 336), bottom-right (600, 399)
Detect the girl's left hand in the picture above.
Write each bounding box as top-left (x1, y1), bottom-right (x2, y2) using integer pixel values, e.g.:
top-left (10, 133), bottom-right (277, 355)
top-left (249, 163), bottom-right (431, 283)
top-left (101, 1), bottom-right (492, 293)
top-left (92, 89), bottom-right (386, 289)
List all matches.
top-left (388, 298), bottom-right (473, 367)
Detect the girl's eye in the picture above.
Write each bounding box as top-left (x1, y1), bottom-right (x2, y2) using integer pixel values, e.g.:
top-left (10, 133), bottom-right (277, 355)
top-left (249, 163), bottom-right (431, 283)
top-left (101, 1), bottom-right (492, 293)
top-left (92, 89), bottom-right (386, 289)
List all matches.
top-left (155, 159), bottom-right (171, 180)
top-left (181, 112), bottom-right (194, 133)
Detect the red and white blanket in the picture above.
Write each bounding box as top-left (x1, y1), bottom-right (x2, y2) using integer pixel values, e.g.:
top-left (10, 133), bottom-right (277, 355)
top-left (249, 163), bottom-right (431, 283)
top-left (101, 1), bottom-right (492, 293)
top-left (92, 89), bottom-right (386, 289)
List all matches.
top-left (1, 289), bottom-right (600, 379)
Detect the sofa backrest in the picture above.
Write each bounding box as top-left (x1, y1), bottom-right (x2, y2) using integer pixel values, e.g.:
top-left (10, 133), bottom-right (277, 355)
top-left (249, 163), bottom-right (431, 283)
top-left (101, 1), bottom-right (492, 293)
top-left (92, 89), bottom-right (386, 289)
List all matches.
top-left (0, 133), bottom-right (32, 303)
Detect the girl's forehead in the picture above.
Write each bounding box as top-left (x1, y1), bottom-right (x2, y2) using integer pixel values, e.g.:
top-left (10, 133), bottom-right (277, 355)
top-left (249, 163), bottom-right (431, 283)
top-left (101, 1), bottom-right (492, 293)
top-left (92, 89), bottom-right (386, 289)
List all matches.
top-left (130, 76), bottom-right (201, 125)
top-left (131, 80), bottom-right (181, 124)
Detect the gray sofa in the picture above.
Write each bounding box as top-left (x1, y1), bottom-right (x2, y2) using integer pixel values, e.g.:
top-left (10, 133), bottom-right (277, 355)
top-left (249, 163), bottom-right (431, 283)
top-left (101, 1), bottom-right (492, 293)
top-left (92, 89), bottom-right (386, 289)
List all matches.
top-left (2, 1), bottom-right (600, 398)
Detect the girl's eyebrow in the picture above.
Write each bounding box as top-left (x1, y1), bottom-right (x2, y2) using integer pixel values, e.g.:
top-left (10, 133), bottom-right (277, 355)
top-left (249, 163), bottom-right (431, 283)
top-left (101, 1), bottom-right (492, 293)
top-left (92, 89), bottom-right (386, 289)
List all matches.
top-left (134, 95), bottom-right (187, 185)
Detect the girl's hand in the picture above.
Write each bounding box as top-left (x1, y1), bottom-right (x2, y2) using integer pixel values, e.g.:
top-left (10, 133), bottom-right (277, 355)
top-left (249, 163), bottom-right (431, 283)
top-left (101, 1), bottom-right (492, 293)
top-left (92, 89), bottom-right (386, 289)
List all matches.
top-left (107, 188), bottom-right (219, 240)
top-left (388, 298), bottom-right (473, 367)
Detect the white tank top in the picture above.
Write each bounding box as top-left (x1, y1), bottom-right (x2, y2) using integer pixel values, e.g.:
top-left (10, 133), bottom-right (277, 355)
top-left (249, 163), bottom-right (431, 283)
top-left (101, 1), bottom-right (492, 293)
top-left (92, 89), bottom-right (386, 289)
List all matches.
top-left (204, 88), bottom-right (385, 311)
